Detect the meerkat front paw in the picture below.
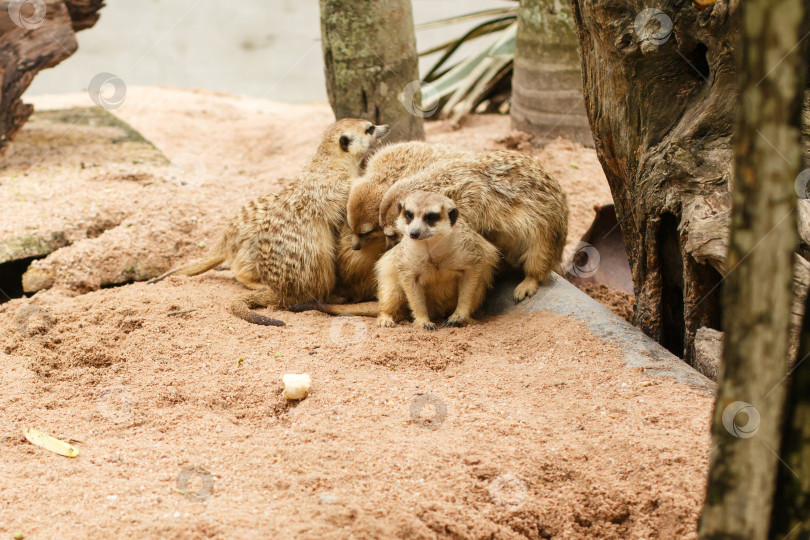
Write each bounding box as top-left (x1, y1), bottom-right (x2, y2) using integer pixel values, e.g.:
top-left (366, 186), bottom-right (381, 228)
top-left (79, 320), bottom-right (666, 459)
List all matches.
top-left (442, 313), bottom-right (471, 328)
top-left (513, 277), bottom-right (540, 302)
top-left (414, 318), bottom-right (437, 331)
top-left (377, 314), bottom-right (397, 328)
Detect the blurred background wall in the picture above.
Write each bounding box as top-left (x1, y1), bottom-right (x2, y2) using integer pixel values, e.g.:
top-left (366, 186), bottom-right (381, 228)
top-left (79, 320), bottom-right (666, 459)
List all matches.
top-left (24, 0), bottom-right (508, 102)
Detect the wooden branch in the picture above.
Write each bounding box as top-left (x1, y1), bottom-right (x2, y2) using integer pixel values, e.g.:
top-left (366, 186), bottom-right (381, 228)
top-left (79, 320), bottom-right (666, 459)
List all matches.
top-left (64, 0), bottom-right (104, 31)
top-left (0, 0), bottom-right (104, 153)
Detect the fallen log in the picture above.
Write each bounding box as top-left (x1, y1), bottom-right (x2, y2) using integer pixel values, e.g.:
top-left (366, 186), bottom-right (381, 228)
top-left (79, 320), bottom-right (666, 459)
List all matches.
top-left (0, 0), bottom-right (104, 153)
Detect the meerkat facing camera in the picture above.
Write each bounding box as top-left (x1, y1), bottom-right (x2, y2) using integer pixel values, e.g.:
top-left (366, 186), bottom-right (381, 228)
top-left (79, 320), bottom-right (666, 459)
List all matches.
top-left (296, 192), bottom-right (500, 330)
top-left (378, 151), bottom-right (568, 302)
top-left (377, 191), bottom-right (500, 329)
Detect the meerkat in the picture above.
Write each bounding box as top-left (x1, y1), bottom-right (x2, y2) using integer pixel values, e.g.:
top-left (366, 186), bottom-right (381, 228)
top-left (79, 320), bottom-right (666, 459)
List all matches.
top-left (330, 141), bottom-right (469, 302)
top-left (150, 118), bottom-right (390, 326)
top-left (331, 223), bottom-right (386, 302)
top-left (294, 192), bottom-right (500, 330)
top-left (376, 151), bottom-right (568, 302)
top-left (347, 141), bottom-right (468, 250)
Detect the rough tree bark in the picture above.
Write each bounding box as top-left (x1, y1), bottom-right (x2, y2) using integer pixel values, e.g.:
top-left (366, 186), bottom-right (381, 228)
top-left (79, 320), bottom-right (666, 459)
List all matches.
top-left (319, 0), bottom-right (423, 142)
top-left (511, 0), bottom-right (592, 146)
top-left (570, 0), bottom-right (740, 364)
top-left (772, 291), bottom-right (810, 537)
top-left (699, 0), bottom-right (807, 536)
top-left (0, 0), bottom-right (104, 153)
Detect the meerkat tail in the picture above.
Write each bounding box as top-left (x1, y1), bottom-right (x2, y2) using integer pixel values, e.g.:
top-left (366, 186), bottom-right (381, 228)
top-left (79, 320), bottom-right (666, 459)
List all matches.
top-left (230, 289), bottom-right (285, 326)
top-left (288, 301), bottom-right (381, 317)
top-left (147, 251), bottom-right (226, 284)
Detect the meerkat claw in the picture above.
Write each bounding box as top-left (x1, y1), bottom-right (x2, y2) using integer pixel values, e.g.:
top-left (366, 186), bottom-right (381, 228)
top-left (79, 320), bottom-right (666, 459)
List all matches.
top-left (513, 278), bottom-right (540, 303)
top-left (417, 321), bottom-right (438, 331)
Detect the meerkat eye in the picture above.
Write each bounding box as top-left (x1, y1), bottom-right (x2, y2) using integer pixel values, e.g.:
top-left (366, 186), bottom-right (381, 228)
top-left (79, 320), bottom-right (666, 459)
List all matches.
top-left (365, 125), bottom-right (375, 135)
top-left (424, 212), bottom-right (440, 226)
top-left (404, 210), bottom-right (414, 222)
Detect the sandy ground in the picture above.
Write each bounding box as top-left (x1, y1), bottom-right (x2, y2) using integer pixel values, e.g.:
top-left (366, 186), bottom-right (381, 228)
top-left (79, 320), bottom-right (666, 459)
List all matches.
top-left (0, 88), bottom-right (711, 539)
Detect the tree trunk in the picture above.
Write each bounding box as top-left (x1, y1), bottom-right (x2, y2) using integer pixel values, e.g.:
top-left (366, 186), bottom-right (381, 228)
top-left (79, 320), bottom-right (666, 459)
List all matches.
top-left (772, 291), bottom-right (810, 537)
top-left (319, 0), bottom-right (423, 142)
top-left (0, 0), bottom-right (104, 153)
top-left (511, 0), bottom-right (592, 147)
top-left (771, 21), bottom-right (810, 539)
top-left (570, 0), bottom-right (740, 364)
top-left (699, 0), bottom-right (807, 536)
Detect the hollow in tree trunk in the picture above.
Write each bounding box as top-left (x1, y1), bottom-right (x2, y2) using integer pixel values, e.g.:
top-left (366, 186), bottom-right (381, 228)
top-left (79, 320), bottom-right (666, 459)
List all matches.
top-left (570, 0), bottom-right (741, 365)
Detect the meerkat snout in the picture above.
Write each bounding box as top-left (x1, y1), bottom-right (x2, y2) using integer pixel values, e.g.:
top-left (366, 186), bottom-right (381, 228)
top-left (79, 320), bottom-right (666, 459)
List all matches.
top-left (373, 124), bottom-right (391, 139)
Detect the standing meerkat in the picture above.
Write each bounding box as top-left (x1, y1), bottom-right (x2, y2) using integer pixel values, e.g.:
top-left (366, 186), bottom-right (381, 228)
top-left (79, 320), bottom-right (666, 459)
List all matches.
top-left (151, 119), bottom-right (390, 326)
top-left (295, 192), bottom-right (500, 330)
top-left (376, 151), bottom-right (568, 302)
top-left (332, 141), bottom-right (468, 302)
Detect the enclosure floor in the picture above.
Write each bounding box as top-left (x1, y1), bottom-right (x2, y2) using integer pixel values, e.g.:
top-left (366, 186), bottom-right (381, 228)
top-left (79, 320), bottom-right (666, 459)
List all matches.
top-left (0, 88), bottom-right (709, 538)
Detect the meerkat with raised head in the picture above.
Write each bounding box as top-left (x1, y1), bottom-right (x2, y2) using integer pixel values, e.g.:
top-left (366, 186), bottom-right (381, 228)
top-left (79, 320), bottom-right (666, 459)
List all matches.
top-left (376, 151), bottom-right (568, 302)
top-left (150, 119), bottom-right (390, 326)
top-left (331, 141), bottom-right (469, 302)
top-left (296, 192), bottom-right (500, 330)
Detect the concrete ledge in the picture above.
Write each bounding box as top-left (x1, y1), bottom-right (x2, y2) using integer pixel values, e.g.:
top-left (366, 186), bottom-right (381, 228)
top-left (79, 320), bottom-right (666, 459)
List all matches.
top-left (486, 272), bottom-right (715, 394)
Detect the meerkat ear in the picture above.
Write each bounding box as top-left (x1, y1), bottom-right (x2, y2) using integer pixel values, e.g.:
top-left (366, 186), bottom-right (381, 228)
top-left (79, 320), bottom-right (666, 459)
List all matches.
top-left (397, 202), bottom-right (403, 215)
top-left (448, 207), bottom-right (459, 226)
top-left (339, 135), bottom-right (351, 152)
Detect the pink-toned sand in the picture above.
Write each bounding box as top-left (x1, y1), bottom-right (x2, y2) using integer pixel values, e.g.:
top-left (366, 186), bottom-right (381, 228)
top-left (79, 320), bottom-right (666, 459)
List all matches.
top-left (0, 88), bottom-right (709, 539)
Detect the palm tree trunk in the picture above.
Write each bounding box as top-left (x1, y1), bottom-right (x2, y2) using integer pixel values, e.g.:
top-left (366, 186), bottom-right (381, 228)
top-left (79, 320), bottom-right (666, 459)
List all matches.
top-left (511, 0), bottom-right (591, 146)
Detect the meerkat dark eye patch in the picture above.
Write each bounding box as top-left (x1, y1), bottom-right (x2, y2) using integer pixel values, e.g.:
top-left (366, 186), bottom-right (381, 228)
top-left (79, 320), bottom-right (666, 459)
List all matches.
top-left (424, 212), bottom-right (440, 226)
top-left (365, 125), bottom-right (375, 135)
top-left (339, 135), bottom-right (351, 152)
top-left (404, 210), bottom-right (414, 223)
top-left (448, 208), bottom-right (459, 225)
